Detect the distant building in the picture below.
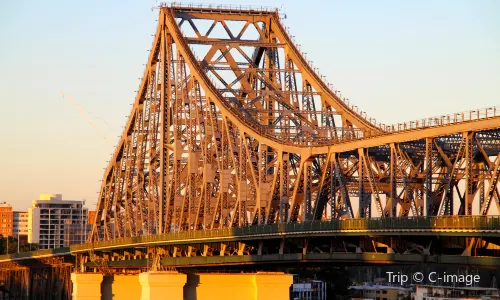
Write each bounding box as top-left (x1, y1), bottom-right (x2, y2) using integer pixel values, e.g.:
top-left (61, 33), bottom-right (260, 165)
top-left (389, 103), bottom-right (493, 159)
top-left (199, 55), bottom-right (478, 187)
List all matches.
top-left (292, 280), bottom-right (327, 300)
top-left (349, 284), bottom-right (412, 300)
top-left (63, 222), bottom-right (92, 246)
top-left (413, 285), bottom-right (499, 300)
top-left (0, 202), bottom-right (14, 237)
top-left (13, 211), bottom-right (29, 243)
top-left (28, 194), bottom-right (88, 249)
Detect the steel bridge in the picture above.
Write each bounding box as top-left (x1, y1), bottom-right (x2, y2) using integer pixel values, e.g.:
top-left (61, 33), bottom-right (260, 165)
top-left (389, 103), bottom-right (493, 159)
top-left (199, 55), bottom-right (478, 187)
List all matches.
top-left (89, 3), bottom-right (500, 248)
top-left (1, 3), bottom-right (500, 300)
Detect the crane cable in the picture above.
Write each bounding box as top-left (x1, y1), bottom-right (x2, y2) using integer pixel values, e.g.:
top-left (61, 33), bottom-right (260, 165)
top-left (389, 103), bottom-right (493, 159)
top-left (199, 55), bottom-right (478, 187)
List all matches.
top-left (61, 93), bottom-right (113, 274)
top-left (61, 93), bottom-right (113, 146)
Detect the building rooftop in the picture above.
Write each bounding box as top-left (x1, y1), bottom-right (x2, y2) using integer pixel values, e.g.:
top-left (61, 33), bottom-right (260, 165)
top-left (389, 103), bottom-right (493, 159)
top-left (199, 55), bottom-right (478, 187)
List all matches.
top-left (349, 284), bottom-right (413, 291)
top-left (32, 194), bottom-right (84, 205)
top-left (39, 194), bottom-right (63, 201)
top-left (414, 285), bottom-right (499, 292)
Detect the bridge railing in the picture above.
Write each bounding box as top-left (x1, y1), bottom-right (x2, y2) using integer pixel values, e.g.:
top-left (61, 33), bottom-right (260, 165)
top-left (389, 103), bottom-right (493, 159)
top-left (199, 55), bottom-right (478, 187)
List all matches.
top-left (71, 216), bottom-right (500, 252)
top-left (381, 106), bottom-right (499, 133)
top-left (217, 105), bottom-right (499, 147)
top-left (0, 247), bottom-right (70, 262)
top-left (162, 2), bottom-right (278, 13)
top-left (307, 105), bottom-right (499, 145)
top-left (248, 104), bottom-right (499, 145)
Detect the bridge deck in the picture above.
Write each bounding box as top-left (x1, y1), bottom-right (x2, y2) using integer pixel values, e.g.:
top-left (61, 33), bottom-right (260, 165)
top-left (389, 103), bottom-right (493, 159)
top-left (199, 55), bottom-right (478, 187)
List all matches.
top-left (0, 217), bottom-right (499, 268)
top-left (0, 247), bottom-right (70, 263)
top-left (311, 116), bottom-right (500, 154)
top-left (73, 216), bottom-right (500, 253)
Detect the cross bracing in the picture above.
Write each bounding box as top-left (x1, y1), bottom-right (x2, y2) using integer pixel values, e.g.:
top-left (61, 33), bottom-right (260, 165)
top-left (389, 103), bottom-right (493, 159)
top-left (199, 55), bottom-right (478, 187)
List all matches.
top-left (90, 4), bottom-right (500, 242)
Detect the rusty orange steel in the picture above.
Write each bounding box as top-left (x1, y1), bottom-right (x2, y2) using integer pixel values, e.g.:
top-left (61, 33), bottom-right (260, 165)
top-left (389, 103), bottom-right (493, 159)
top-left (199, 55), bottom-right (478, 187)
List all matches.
top-left (90, 4), bottom-right (500, 242)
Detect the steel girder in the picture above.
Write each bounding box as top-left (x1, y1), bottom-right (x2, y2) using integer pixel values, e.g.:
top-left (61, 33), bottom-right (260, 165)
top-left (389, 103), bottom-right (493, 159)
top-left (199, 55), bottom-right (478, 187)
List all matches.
top-left (90, 5), bottom-right (500, 241)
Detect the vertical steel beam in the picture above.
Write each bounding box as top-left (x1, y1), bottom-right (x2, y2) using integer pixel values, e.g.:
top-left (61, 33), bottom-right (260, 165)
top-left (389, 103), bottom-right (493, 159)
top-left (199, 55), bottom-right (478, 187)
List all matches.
top-left (279, 153), bottom-right (289, 223)
top-left (258, 143), bottom-right (268, 224)
top-left (481, 153), bottom-right (500, 215)
top-left (424, 138), bottom-right (433, 216)
top-left (158, 23), bottom-right (167, 234)
top-left (464, 132), bottom-right (474, 215)
top-left (358, 149), bottom-right (368, 218)
top-left (389, 144), bottom-right (397, 217)
top-left (479, 178), bottom-right (485, 213)
top-left (334, 155), bottom-right (353, 218)
top-left (238, 135), bottom-right (248, 227)
top-left (330, 157), bottom-right (337, 219)
top-left (304, 159), bottom-right (313, 221)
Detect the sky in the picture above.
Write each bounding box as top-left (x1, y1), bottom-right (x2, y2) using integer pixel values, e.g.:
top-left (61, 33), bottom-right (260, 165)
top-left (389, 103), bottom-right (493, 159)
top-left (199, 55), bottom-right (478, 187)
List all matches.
top-left (0, 0), bottom-right (499, 211)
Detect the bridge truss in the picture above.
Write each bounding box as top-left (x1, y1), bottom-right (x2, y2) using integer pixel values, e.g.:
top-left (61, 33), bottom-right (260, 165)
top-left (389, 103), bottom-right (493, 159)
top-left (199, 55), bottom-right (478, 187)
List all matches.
top-left (91, 4), bottom-right (500, 242)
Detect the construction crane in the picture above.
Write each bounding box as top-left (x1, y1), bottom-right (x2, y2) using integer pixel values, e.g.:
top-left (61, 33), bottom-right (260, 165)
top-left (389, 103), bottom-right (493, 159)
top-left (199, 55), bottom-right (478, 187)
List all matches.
top-left (61, 93), bottom-right (112, 146)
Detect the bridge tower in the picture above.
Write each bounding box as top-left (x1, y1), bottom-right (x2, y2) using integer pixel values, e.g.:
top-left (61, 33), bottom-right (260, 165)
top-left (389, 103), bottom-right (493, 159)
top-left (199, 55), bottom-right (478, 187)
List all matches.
top-left (89, 3), bottom-right (500, 245)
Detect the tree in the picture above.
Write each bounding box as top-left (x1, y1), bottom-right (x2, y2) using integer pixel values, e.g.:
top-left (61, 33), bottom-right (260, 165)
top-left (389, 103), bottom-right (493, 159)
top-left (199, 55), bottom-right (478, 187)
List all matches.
top-left (0, 236), bottom-right (40, 254)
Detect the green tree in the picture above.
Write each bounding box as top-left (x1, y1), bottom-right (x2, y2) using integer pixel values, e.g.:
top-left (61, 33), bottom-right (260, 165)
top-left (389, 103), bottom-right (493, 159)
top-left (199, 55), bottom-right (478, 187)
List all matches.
top-left (0, 236), bottom-right (40, 254)
top-left (21, 243), bottom-right (40, 252)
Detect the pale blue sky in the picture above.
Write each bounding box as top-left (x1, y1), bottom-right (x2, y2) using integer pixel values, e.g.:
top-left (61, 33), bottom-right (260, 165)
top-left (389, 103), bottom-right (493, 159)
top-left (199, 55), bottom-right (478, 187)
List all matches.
top-left (0, 0), bottom-right (499, 211)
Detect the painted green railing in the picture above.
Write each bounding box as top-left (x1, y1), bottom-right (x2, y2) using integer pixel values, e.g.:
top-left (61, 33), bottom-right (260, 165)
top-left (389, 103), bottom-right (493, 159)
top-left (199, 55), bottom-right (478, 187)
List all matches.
top-left (0, 247), bottom-right (70, 262)
top-left (71, 216), bottom-right (500, 252)
top-left (1, 216), bottom-right (499, 260)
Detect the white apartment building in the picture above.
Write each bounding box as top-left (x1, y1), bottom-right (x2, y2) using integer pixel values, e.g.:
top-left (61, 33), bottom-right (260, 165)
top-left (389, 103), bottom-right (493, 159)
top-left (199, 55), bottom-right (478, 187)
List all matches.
top-left (28, 194), bottom-right (87, 249)
top-left (13, 211), bottom-right (28, 237)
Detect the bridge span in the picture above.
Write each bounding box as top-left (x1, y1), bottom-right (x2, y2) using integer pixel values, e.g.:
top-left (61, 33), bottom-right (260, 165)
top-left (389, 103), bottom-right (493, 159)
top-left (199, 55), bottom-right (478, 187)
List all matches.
top-left (90, 3), bottom-right (500, 242)
top-left (1, 3), bottom-right (500, 300)
top-left (1, 216), bottom-right (500, 299)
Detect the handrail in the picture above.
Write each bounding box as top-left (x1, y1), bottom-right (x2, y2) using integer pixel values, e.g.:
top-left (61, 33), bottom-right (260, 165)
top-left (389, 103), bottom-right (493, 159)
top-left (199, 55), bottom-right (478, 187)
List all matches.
top-left (0, 247), bottom-right (70, 262)
top-left (382, 106), bottom-right (500, 133)
top-left (160, 2), bottom-right (278, 13)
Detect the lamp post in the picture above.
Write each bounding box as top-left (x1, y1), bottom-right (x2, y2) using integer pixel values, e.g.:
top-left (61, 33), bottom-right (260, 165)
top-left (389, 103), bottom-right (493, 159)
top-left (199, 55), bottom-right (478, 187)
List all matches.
top-left (81, 199), bottom-right (86, 244)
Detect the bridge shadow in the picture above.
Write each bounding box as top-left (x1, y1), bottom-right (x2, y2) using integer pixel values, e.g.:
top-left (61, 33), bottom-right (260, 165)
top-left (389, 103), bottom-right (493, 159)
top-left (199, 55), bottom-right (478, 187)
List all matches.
top-left (183, 273), bottom-right (199, 300)
top-left (101, 275), bottom-right (114, 300)
top-left (100, 273), bottom-right (142, 300)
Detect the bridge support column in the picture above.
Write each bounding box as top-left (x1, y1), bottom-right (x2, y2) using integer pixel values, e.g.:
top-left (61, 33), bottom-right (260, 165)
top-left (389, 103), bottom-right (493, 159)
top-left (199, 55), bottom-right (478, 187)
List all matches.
top-left (71, 273), bottom-right (103, 300)
top-left (185, 272), bottom-right (293, 300)
top-left (139, 272), bottom-right (187, 300)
